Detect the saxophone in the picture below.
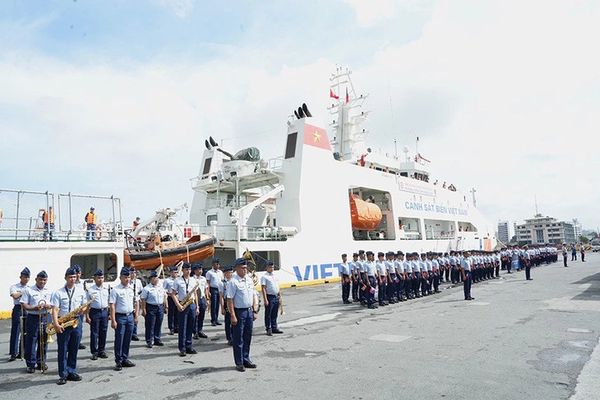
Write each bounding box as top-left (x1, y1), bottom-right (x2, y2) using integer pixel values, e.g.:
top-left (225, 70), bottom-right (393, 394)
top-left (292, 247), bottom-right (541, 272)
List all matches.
top-left (47, 294), bottom-right (96, 337)
top-left (180, 282), bottom-right (199, 310)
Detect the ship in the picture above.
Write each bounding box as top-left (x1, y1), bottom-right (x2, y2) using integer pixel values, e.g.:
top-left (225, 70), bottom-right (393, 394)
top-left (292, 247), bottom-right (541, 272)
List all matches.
top-left (187, 66), bottom-right (497, 286)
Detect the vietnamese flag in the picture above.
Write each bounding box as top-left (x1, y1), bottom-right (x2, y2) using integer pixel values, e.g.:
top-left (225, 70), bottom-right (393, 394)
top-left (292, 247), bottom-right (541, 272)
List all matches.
top-left (330, 88), bottom-right (339, 100)
top-left (303, 124), bottom-right (331, 151)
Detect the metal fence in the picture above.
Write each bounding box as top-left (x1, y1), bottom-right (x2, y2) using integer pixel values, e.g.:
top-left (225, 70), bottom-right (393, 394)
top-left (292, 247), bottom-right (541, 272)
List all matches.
top-left (0, 188), bottom-right (124, 242)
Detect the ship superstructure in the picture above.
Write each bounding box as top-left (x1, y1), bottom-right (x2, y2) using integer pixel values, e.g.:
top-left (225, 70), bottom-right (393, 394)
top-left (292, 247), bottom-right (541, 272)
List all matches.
top-left (189, 67), bottom-right (496, 285)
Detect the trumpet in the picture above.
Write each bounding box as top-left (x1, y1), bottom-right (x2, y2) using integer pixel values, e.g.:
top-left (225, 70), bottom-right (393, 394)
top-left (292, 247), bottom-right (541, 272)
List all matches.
top-left (47, 295), bottom-right (96, 338)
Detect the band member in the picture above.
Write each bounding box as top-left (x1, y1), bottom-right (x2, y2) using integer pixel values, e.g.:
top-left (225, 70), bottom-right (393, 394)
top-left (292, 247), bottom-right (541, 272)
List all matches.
top-left (73, 265), bottom-right (87, 350)
top-left (261, 261), bottom-right (283, 336)
top-left (220, 265), bottom-right (234, 345)
top-left (20, 270), bottom-right (52, 373)
top-left (338, 254), bottom-right (351, 304)
top-left (109, 268), bottom-right (137, 371)
top-left (461, 252), bottom-right (474, 301)
top-left (130, 268), bottom-right (143, 341)
top-left (206, 258), bottom-right (224, 326)
top-left (364, 251), bottom-right (378, 309)
top-left (192, 263), bottom-right (209, 339)
top-left (164, 265), bottom-right (179, 334)
top-left (50, 267), bottom-right (87, 385)
top-left (170, 262), bottom-right (199, 356)
top-left (350, 253), bottom-right (360, 302)
top-left (140, 270), bottom-right (167, 348)
top-left (227, 258), bottom-right (258, 372)
top-left (9, 267), bottom-right (30, 361)
top-left (86, 269), bottom-right (109, 360)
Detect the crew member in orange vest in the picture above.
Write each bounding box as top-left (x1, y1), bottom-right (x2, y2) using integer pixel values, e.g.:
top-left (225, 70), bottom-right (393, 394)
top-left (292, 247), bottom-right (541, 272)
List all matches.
top-left (132, 217), bottom-right (141, 231)
top-left (42, 207), bottom-right (55, 241)
top-left (85, 207), bottom-right (97, 241)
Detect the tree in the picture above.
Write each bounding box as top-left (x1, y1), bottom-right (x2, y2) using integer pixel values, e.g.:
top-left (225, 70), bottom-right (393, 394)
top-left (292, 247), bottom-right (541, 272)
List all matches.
top-left (580, 236), bottom-right (589, 244)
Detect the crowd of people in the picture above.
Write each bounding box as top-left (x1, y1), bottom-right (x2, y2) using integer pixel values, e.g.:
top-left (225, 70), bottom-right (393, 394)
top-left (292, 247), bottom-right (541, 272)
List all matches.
top-left (337, 245), bottom-right (562, 306)
top-left (7, 257), bottom-right (283, 384)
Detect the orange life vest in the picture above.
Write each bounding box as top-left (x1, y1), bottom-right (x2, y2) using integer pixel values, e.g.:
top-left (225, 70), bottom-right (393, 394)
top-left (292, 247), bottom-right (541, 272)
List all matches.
top-left (42, 210), bottom-right (55, 224)
top-left (85, 212), bottom-right (97, 224)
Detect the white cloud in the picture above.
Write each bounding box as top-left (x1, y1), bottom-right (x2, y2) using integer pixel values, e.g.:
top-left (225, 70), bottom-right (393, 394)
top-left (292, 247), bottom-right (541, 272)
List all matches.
top-left (344, 0), bottom-right (397, 27)
top-left (157, 0), bottom-right (196, 19)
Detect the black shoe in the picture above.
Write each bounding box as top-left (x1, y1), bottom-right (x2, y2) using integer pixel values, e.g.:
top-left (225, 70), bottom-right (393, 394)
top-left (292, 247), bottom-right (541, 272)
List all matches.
top-left (186, 348), bottom-right (198, 355)
top-left (91, 354), bottom-right (98, 360)
top-left (131, 335), bottom-right (140, 341)
top-left (179, 351), bottom-right (186, 357)
top-left (236, 365), bottom-right (245, 372)
top-left (36, 363), bottom-right (48, 371)
top-left (169, 330), bottom-right (174, 335)
top-left (211, 322), bottom-right (216, 326)
top-left (198, 332), bottom-right (208, 339)
top-left (343, 301), bottom-right (352, 304)
top-left (78, 344), bottom-right (86, 350)
top-left (527, 278), bottom-right (533, 281)
top-left (272, 329), bottom-right (283, 334)
top-left (114, 364), bottom-right (122, 371)
top-left (244, 362), bottom-right (257, 369)
top-left (468, 297), bottom-right (475, 300)
top-left (146, 344), bottom-right (153, 348)
top-left (8, 355), bottom-right (17, 362)
top-left (122, 360), bottom-right (136, 367)
top-left (215, 321), bottom-right (222, 326)
top-left (27, 367), bottom-right (35, 373)
top-left (67, 373), bottom-right (82, 381)
top-left (266, 329), bottom-right (273, 336)
top-left (57, 378), bottom-right (67, 385)
top-left (154, 341), bottom-right (164, 347)
top-left (368, 305), bottom-right (377, 309)
top-left (227, 340), bottom-right (233, 346)
top-left (98, 352), bottom-right (108, 359)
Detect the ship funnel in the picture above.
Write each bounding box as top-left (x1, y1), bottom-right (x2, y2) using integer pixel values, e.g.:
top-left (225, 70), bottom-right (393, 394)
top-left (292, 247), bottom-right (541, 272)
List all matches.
top-left (302, 103), bottom-right (312, 118)
top-left (294, 109), bottom-right (300, 119)
top-left (297, 107), bottom-right (305, 118)
top-left (205, 139), bottom-right (211, 150)
top-left (209, 137), bottom-right (218, 147)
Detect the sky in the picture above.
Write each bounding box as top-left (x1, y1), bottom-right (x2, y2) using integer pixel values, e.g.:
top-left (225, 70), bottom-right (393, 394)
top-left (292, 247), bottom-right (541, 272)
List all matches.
top-left (0, 0), bottom-right (599, 232)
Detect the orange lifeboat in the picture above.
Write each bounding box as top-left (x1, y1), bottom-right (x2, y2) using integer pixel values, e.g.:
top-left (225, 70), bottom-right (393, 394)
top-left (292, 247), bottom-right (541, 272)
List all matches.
top-left (124, 234), bottom-right (216, 271)
top-left (349, 194), bottom-right (382, 230)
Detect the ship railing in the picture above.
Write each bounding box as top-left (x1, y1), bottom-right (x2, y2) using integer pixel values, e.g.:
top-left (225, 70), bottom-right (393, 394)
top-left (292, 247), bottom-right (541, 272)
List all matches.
top-left (204, 197), bottom-right (251, 209)
top-left (0, 188), bottom-right (124, 242)
top-left (191, 223), bottom-right (291, 242)
top-left (268, 157), bottom-right (283, 170)
top-left (425, 232), bottom-right (456, 240)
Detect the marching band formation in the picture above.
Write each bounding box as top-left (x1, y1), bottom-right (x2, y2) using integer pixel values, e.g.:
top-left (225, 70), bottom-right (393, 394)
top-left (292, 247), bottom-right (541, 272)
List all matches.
top-left (337, 245), bottom-right (561, 306)
top-left (7, 256), bottom-right (283, 384)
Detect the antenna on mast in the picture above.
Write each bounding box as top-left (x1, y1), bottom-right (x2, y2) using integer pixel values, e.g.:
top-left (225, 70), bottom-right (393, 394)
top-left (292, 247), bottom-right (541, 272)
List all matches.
top-left (470, 188), bottom-right (477, 208)
top-left (534, 195), bottom-right (539, 216)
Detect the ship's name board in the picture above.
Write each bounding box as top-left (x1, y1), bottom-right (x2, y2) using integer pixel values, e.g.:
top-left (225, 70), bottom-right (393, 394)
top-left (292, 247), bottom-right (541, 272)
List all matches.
top-left (292, 263), bottom-right (340, 281)
top-left (404, 201), bottom-right (468, 216)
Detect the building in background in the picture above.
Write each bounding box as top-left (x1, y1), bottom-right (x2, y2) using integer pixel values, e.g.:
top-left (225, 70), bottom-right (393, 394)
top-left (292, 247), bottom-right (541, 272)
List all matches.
top-left (516, 214), bottom-right (575, 245)
top-left (497, 221), bottom-right (510, 244)
top-left (573, 218), bottom-right (582, 240)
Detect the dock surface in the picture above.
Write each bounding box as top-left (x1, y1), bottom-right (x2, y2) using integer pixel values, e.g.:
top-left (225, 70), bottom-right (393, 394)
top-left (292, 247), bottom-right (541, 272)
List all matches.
top-left (1, 254), bottom-right (599, 399)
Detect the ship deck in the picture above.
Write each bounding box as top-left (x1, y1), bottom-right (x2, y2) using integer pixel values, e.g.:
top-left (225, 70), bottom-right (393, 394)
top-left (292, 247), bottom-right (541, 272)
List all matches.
top-left (1, 254), bottom-right (599, 399)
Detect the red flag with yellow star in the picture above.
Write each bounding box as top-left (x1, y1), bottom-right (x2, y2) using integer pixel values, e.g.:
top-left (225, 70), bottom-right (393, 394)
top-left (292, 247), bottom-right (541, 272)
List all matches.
top-left (303, 124), bottom-right (331, 151)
